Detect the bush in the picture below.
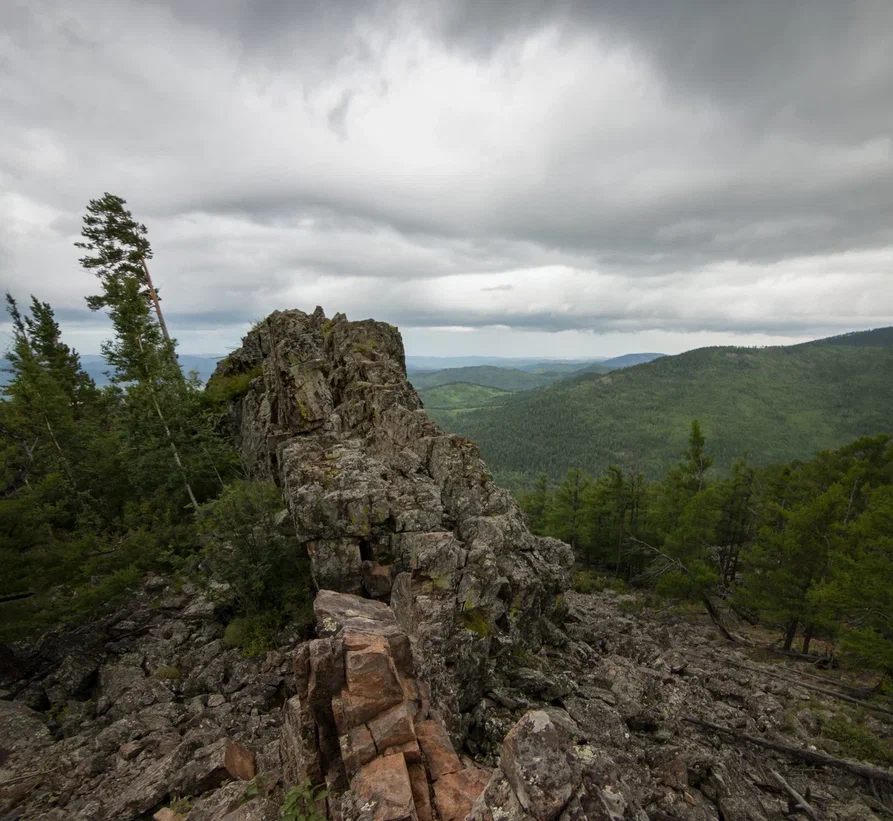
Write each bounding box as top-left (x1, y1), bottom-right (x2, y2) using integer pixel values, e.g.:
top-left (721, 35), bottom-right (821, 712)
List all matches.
top-left (224, 613), bottom-right (284, 657)
top-left (573, 570), bottom-right (627, 594)
top-left (281, 781), bottom-right (328, 821)
top-left (206, 366), bottom-right (262, 403)
top-left (200, 480), bottom-right (314, 632)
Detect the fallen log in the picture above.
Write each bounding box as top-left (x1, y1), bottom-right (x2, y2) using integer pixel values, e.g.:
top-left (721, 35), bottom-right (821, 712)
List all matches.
top-left (683, 716), bottom-right (893, 785)
top-left (0, 591), bottom-right (34, 604)
top-left (768, 768), bottom-right (818, 820)
top-left (687, 652), bottom-right (893, 717)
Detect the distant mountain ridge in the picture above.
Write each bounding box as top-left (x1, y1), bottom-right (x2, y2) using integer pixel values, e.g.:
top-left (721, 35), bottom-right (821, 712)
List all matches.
top-left (410, 365), bottom-right (560, 392)
top-left (427, 326), bottom-right (893, 486)
top-left (1, 354), bottom-right (224, 387)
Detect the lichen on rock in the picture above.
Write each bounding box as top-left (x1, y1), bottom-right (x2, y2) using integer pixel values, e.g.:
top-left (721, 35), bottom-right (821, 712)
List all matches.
top-left (211, 307), bottom-right (573, 736)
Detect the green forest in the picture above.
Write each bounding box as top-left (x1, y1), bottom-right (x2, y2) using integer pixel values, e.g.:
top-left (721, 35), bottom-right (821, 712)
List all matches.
top-left (410, 364), bottom-right (563, 392)
top-left (417, 382), bottom-right (510, 410)
top-left (431, 341), bottom-right (893, 487)
top-left (0, 194), bottom-right (312, 650)
top-left (522, 422), bottom-right (893, 676)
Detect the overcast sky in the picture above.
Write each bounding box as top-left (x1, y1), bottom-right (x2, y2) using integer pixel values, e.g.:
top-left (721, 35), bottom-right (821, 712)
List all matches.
top-left (2, 0), bottom-right (892, 357)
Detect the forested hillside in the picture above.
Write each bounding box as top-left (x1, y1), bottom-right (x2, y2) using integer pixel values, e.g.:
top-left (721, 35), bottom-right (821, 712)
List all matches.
top-left (431, 337), bottom-right (893, 486)
top-left (417, 382), bottom-right (510, 410)
top-left (410, 364), bottom-right (561, 392)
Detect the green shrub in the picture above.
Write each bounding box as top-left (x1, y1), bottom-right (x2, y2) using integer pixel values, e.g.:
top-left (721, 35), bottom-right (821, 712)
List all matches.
top-left (168, 795), bottom-right (192, 817)
top-left (459, 605), bottom-right (492, 638)
top-left (206, 365), bottom-right (262, 404)
top-left (200, 480), bottom-right (313, 621)
top-left (281, 780), bottom-right (328, 821)
top-left (573, 570), bottom-right (627, 594)
top-left (224, 613), bottom-right (283, 657)
top-left (819, 713), bottom-right (893, 766)
top-left (155, 665), bottom-right (180, 680)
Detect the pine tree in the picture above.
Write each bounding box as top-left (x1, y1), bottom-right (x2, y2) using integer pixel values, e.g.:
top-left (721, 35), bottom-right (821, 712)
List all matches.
top-left (546, 468), bottom-right (590, 553)
top-left (3, 294), bottom-right (78, 488)
top-left (76, 194), bottom-right (201, 509)
top-left (520, 473), bottom-right (550, 535)
top-left (76, 193), bottom-right (173, 347)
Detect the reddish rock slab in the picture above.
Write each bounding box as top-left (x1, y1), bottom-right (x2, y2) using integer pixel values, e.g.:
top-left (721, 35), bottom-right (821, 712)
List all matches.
top-left (368, 702), bottom-right (416, 753)
top-left (225, 739), bottom-right (257, 781)
top-left (340, 724), bottom-right (377, 777)
top-left (416, 719), bottom-right (461, 782)
top-left (351, 752), bottom-right (418, 821)
top-left (433, 767), bottom-right (491, 821)
top-left (344, 646), bottom-right (404, 725)
top-left (407, 758), bottom-right (434, 821)
top-left (383, 739), bottom-right (422, 765)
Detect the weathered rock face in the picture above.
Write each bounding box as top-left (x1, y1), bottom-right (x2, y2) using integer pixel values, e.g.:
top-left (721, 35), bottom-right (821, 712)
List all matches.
top-left (285, 591), bottom-right (651, 821)
top-left (213, 308), bottom-right (573, 734)
top-left (283, 591), bottom-right (493, 821)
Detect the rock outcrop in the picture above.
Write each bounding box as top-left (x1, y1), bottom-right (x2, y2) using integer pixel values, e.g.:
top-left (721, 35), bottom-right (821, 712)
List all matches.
top-left (283, 590), bottom-right (648, 821)
top-left (283, 590), bottom-right (494, 821)
top-left (212, 308), bottom-right (572, 736)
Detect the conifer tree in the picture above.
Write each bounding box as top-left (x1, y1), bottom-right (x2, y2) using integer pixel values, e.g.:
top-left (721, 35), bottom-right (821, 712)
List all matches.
top-left (77, 194), bottom-right (198, 508)
top-left (520, 473), bottom-right (550, 534)
top-left (546, 467), bottom-right (590, 552)
top-left (76, 193), bottom-right (173, 346)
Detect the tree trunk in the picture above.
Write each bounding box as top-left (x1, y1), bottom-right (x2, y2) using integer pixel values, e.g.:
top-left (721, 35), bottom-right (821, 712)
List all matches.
top-left (684, 716), bottom-right (893, 784)
top-left (150, 391), bottom-right (199, 510)
top-left (702, 595), bottom-right (738, 643)
top-left (802, 626), bottom-right (813, 655)
top-left (134, 333), bottom-right (197, 509)
top-left (141, 259), bottom-right (172, 345)
top-left (783, 619), bottom-right (798, 651)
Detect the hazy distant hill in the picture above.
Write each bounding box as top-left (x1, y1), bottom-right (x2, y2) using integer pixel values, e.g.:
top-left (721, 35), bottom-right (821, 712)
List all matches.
top-left (428, 328), bottom-right (893, 486)
top-left (1, 354), bottom-right (223, 388)
top-left (405, 356), bottom-right (599, 374)
top-left (807, 326), bottom-right (893, 348)
top-left (600, 352), bottom-right (665, 368)
top-left (409, 365), bottom-right (562, 392)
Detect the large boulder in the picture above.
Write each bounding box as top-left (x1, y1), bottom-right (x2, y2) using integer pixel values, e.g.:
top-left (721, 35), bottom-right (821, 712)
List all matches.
top-left (212, 308), bottom-right (573, 734)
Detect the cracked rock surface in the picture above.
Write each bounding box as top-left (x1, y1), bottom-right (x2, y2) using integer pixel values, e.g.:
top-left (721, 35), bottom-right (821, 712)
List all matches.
top-left (214, 307), bottom-right (573, 737)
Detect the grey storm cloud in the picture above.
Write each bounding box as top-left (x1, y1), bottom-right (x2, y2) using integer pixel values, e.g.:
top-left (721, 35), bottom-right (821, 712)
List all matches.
top-left (1, 0), bottom-right (892, 354)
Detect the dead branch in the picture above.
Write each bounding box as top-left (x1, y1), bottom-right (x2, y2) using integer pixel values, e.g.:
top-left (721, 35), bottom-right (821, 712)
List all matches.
top-left (0, 591), bottom-right (34, 604)
top-left (683, 716), bottom-right (893, 784)
top-left (768, 767), bottom-right (818, 819)
top-left (687, 653), bottom-right (893, 716)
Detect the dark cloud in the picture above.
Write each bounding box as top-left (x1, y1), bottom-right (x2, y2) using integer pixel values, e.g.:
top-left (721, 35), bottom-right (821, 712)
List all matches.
top-left (1, 0), bottom-right (891, 354)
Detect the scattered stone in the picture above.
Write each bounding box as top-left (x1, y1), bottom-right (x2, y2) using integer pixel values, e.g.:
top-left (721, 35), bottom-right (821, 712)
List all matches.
top-left (225, 739), bottom-right (257, 781)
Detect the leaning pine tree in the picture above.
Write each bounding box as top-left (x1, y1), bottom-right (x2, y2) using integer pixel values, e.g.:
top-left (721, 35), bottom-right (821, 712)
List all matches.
top-left (76, 194), bottom-right (201, 509)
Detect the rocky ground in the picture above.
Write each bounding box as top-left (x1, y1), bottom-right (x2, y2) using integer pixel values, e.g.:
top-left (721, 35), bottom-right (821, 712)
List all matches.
top-left (2, 582), bottom-right (891, 820)
top-left (0, 578), bottom-right (294, 821)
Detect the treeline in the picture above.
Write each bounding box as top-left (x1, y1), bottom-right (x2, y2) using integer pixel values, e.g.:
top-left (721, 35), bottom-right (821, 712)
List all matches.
top-left (1, 194), bottom-right (311, 648)
top-left (521, 421), bottom-right (893, 675)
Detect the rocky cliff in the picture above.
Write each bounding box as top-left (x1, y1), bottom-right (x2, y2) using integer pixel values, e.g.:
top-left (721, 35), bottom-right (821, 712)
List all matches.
top-left (212, 308), bottom-right (572, 738)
